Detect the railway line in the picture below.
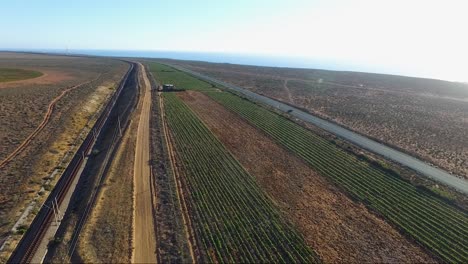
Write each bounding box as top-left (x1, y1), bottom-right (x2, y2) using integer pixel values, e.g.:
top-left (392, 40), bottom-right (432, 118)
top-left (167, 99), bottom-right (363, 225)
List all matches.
top-left (7, 61), bottom-right (136, 264)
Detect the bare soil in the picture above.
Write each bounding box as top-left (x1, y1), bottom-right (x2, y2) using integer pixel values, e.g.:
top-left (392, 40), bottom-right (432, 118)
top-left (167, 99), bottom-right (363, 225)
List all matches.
top-left (178, 90), bottom-right (436, 263)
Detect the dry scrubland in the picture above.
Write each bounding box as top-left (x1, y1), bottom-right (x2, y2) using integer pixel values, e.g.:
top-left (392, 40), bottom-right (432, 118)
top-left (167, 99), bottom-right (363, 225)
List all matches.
top-left (0, 52), bottom-right (128, 255)
top-left (161, 59), bottom-right (468, 179)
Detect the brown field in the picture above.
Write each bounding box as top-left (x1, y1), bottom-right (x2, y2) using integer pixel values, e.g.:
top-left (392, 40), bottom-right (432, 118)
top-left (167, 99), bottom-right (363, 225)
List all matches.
top-left (163, 59), bottom-right (468, 180)
top-left (0, 52), bottom-right (128, 253)
top-left (177, 90), bottom-right (435, 263)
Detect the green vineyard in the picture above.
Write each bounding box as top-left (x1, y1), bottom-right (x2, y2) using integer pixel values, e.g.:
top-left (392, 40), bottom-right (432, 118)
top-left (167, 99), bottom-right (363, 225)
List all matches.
top-left (206, 90), bottom-right (468, 263)
top-left (162, 93), bottom-right (320, 263)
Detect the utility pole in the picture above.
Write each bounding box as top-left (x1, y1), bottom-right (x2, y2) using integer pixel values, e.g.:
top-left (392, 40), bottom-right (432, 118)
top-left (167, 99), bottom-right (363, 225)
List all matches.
top-left (55, 197), bottom-right (62, 221)
top-left (118, 116), bottom-right (122, 137)
top-left (52, 200), bottom-right (57, 226)
top-left (92, 128), bottom-right (97, 141)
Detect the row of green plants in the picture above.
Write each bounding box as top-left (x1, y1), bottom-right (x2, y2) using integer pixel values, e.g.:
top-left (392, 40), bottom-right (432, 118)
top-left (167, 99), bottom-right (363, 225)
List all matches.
top-left (206, 90), bottom-right (468, 263)
top-left (163, 93), bottom-right (320, 263)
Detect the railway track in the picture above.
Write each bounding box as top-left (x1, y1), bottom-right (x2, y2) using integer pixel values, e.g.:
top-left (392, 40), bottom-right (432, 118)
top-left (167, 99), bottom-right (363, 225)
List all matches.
top-left (67, 62), bottom-right (139, 261)
top-left (7, 62), bottom-right (135, 264)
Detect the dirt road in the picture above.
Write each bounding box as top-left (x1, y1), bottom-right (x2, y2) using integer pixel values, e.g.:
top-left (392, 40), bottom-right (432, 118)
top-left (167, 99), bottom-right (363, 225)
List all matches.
top-left (132, 63), bottom-right (157, 263)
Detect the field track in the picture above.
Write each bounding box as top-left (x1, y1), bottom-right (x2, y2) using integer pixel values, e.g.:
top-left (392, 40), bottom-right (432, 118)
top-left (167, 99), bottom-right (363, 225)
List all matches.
top-left (0, 76), bottom-right (101, 169)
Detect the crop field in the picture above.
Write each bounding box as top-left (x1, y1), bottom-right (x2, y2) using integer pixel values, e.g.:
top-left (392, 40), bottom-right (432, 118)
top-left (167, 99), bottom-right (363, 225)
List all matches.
top-left (177, 90), bottom-right (434, 262)
top-left (162, 92), bottom-right (320, 263)
top-left (147, 61), bottom-right (467, 262)
top-left (0, 68), bottom-right (43, 82)
top-left (161, 59), bottom-right (468, 179)
top-left (206, 91), bottom-right (468, 263)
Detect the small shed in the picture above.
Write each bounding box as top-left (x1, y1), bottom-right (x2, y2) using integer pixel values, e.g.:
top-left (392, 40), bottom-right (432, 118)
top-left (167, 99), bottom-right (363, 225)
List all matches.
top-left (162, 84), bottom-right (174, 91)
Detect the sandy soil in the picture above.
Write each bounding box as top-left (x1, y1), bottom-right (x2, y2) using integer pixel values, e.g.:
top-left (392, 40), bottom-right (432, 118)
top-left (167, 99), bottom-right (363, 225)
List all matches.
top-left (0, 68), bottom-right (72, 89)
top-left (132, 63), bottom-right (157, 263)
top-left (178, 90), bottom-right (435, 263)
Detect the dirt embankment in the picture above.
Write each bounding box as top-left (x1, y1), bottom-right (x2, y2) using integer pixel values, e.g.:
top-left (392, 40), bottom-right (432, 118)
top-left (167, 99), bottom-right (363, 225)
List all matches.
top-left (178, 90), bottom-right (435, 263)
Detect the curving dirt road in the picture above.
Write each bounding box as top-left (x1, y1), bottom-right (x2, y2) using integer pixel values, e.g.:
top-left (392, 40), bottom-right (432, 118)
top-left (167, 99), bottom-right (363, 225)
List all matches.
top-left (0, 77), bottom-right (100, 169)
top-left (132, 63), bottom-right (157, 263)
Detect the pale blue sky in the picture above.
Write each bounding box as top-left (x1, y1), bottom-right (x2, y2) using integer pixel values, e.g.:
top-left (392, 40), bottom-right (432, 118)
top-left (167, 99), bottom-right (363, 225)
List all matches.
top-left (2, 0), bottom-right (467, 81)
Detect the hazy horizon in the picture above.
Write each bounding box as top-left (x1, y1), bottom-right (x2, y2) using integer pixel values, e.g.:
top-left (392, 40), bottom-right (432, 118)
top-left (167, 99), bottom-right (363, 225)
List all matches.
top-left (3, 48), bottom-right (468, 84)
top-left (3, 0), bottom-right (467, 81)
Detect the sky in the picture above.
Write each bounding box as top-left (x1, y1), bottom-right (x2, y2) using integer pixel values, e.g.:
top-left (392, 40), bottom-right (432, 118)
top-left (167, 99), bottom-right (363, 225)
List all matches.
top-left (1, 0), bottom-right (467, 81)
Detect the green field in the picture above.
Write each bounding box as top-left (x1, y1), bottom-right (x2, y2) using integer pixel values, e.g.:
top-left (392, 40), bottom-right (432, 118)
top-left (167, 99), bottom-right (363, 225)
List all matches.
top-left (206, 91), bottom-right (468, 263)
top-left (149, 61), bottom-right (468, 263)
top-left (148, 62), bottom-right (215, 90)
top-left (163, 93), bottom-right (320, 263)
top-left (0, 68), bottom-right (43, 82)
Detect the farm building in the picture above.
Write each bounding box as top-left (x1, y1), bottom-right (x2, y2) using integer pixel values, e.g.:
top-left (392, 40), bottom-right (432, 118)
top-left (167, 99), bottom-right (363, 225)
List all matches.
top-left (160, 83), bottom-right (174, 91)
